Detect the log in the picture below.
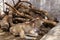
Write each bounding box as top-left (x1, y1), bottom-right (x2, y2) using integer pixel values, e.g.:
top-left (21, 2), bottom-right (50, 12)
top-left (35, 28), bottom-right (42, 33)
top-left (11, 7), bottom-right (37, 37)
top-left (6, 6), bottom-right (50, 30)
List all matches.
top-left (8, 11), bottom-right (14, 26)
top-left (0, 15), bottom-right (9, 31)
top-left (43, 19), bottom-right (57, 26)
top-left (13, 17), bottom-right (30, 22)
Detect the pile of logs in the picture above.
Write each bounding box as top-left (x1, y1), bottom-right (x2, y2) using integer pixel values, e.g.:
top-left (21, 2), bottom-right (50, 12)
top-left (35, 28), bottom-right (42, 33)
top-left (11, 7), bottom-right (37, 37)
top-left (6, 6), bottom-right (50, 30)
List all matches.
top-left (0, 0), bottom-right (59, 40)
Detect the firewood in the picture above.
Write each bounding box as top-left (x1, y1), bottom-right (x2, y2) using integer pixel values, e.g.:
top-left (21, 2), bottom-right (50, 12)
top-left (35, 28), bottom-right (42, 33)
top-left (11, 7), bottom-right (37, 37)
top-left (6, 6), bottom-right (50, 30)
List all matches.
top-left (5, 2), bottom-right (33, 19)
top-left (8, 11), bottom-right (14, 26)
top-left (43, 19), bottom-right (57, 26)
top-left (13, 17), bottom-right (30, 22)
top-left (17, 3), bottom-right (48, 19)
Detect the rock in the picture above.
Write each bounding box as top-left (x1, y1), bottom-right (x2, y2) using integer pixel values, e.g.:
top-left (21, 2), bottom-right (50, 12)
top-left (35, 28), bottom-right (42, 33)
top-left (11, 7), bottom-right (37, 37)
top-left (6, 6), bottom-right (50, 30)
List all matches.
top-left (40, 23), bottom-right (60, 40)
